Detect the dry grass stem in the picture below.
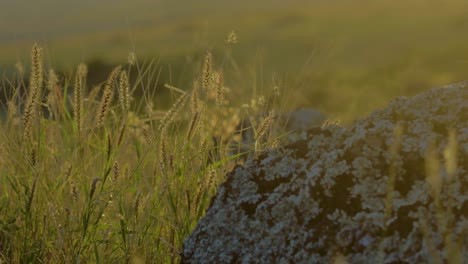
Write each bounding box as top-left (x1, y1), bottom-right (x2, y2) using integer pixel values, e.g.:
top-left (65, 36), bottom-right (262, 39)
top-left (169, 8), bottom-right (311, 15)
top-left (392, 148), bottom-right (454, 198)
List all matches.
top-left (97, 66), bottom-right (122, 127)
top-left (106, 132), bottom-right (112, 160)
top-left (23, 44), bottom-right (43, 140)
top-left (202, 52), bottom-right (213, 93)
top-left (159, 137), bottom-right (168, 174)
top-left (190, 81), bottom-right (200, 114)
top-left (116, 123), bottom-right (126, 147)
top-left (158, 92), bottom-right (188, 133)
top-left (46, 69), bottom-right (59, 119)
top-left (113, 161), bottom-right (120, 182)
top-left (187, 81), bottom-right (201, 141)
top-left (225, 31), bottom-right (238, 45)
top-left (118, 70), bottom-right (130, 113)
top-left (186, 112), bottom-right (200, 142)
top-left (255, 110), bottom-right (276, 144)
top-left (74, 64), bottom-right (87, 136)
top-left (213, 70), bottom-right (225, 106)
top-left (89, 178), bottom-right (101, 200)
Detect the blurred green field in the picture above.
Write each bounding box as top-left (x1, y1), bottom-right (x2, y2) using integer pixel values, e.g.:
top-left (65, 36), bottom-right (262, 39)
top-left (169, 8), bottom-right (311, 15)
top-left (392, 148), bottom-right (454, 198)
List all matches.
top-left (2, 0), bottom-right (468, 123)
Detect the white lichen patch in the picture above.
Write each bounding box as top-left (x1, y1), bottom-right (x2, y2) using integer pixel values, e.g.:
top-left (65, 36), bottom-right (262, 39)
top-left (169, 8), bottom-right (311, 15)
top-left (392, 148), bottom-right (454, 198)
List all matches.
top-left (182, 82), bottom-right (468, 263)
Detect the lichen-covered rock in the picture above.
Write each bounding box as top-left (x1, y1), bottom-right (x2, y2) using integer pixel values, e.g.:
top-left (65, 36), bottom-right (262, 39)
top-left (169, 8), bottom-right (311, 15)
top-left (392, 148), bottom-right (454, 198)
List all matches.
top-left (182, 82), bottom-right (468, 263)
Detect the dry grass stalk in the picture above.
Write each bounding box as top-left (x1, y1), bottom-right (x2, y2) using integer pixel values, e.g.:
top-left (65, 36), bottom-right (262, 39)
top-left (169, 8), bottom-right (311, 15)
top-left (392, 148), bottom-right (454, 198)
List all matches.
top-left (158, 92), bottom-right (188, 133)
top-left (199, 133), bottom-right (208, 163)
top-left (193, 166), bottom-right (217, 216)
top-left (187, 82), bottom-right (201, 141)
top-left (206, 165), bottom-right (217, 192)
top-left (106, 132), bottom-right (112, 160)
top-left (141, 126), bottom-right (151, 146)
top-left (159, 137), bottom-right (168, 174)
top-left (7, 100), bottom-right (18, 124)
top-left (254, 110), bottom-right (276, 152)
top-left (190, 81), bottom-right (200, 114)
top-left (186, 112), bottom-right (200, 142)
top-left (23, 44), bottom-right (43, 140)
top-left (202, 51), bottom-right (213, 93)
top-left (87, 85), bottom-right (101, 104)
top-left (30, 147), bottom-right (37, 167)
top-left (225, 31), bottom-right (238, 45)
top-left (168, 154), bottom-right (175, 176)
top-left (69, 179), bottom-right (78, 202)
top-left (77, 63), bottom-right (88, 86)
top-left (97, 66), bottom-right (122, 127)
top-left (74, 64), bottom-right (87, 136)
top-left (118, 70), bottom-right (130, 113)
top-left (127, 52), bottom-right (137, 66)
top-left (116, 123), bottom-right (126, 147)
top-left (213, 70), bottom-right (225, 106)
top-left (26, 174), bottom-right (38, 215)
top-left (46, 69), bottom-right (59, 119)
top-left (193, 180), bottom-right (204, 216)
top-left (272, 83), bottom-right (280, 97)
top-left (89, 178), bottom-right (101, 200)
top-left (113, 161), bottom-right (120, 182)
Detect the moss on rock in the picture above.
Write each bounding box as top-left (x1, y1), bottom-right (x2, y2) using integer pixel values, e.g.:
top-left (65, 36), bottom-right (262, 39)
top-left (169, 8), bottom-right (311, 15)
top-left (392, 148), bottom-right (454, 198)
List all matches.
top-left (182, 82), bottom-right (468, 263)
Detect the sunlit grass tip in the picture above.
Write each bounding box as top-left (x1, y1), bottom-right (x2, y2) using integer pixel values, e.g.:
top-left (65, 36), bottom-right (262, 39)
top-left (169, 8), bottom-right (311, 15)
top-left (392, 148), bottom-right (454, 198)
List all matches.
top-left (23, 44), bottom-right (43, 140)
top-left (97, 66), bottom-right (122, 127)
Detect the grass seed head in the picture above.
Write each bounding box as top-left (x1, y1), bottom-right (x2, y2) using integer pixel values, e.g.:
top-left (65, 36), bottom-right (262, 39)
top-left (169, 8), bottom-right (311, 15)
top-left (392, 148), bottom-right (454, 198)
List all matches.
top-left (213, 70), bottom-right (226, 106)
top-left (159, 137), bottom-right (168, 174)
top-left (225, 31), bottom-right (238, 45)
top-left (74, 64), bottom-right (86, 135)
top-left (23, 44), bottom-right (44, 140)
top-left (118, 70), bottom-right (130, 113)
top-left (128, 51), bottom-right (137, 66)
top-left (158, 93), bottom-right (188, 133)
top-left (202, 51), bottom-right (213, 93)
top-left (190, 81), bottom-right (200, 114)
top-left (97, 66), bottom-right (122, 127)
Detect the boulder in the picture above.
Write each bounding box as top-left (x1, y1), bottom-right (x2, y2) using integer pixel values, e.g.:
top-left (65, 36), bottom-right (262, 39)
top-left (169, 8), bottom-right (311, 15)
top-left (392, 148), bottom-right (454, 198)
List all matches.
top-left (182, 82), bottom-right (468, 263)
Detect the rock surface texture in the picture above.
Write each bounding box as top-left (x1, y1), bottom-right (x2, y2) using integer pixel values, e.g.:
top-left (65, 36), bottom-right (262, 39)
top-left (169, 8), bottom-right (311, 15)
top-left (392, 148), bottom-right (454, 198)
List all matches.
top-left (182, 83), bottom-right (468, 263)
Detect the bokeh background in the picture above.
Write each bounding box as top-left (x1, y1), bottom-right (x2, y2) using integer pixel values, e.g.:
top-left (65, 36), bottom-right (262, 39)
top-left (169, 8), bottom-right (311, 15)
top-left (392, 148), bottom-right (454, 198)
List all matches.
top-left (2, 0), bottom-right (468, 124)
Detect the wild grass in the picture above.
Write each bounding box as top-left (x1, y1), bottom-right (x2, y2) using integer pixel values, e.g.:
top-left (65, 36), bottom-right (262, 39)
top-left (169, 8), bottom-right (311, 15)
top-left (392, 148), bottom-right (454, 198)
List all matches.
top-left (0, 40), bottom-right (464, 263)
top-left (0, 44), bottom-right (266, 263)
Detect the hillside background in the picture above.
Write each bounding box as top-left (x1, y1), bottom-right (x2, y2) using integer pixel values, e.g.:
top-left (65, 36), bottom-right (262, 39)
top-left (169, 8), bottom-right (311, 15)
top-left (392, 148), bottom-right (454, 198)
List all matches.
top-left (2, 0), bottom-right (468, 123)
